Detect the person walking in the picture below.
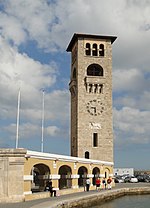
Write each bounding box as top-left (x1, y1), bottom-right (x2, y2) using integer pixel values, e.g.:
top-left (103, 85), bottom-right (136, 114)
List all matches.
top-left (95, 177), bottom-right (101, 191)
top-left (86, 178), bottom-right (90, 191)
top-left (102, 178), bottom-right (107, 190)
top-left (107, 177), bottom-right (112, 190)
top-left (83, 178), bottom-right (86, 191)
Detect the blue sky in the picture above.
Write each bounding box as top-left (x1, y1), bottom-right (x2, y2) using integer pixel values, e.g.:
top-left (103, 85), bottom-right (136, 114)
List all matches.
top-left (0, 0), bottom-right (150, 170)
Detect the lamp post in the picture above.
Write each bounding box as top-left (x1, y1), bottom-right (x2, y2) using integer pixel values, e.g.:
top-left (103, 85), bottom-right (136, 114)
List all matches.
top-left (16, 89), bottom-right (21, 149)
top-left (41, 90), bottom-right (45, 152)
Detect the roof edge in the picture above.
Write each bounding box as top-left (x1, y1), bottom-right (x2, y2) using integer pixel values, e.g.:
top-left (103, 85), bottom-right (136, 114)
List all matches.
top-left (66, 33), bottom-right (117, 52)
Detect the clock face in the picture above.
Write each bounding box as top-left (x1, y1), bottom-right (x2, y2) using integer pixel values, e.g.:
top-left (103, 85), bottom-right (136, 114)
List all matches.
top-left (86, 99), bottom-right (104, 116)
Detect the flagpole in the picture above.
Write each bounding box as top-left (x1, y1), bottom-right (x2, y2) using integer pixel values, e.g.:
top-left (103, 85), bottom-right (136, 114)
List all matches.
top-left (16, 89), bottom-right (21, 149)
top-left (41, 90), bottom-right (45, 152)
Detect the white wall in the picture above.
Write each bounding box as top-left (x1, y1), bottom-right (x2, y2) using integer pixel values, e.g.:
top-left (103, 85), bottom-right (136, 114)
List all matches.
top-left (114, 168), bottom-right (134, 176)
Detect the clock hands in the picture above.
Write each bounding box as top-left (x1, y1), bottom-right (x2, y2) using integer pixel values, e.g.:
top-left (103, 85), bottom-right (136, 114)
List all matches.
top-left (91, 106), bottom-right (96, 113)
top-left (87, 100), bottom-right (104, 115)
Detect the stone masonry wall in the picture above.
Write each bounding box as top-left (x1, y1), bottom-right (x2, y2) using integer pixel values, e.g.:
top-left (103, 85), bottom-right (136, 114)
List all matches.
top-left (0, 149), bottom-right (26, 202)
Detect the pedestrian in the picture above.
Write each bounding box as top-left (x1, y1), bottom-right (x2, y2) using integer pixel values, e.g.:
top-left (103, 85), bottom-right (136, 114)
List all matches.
top-left (102, 178), bottom-right (106, 190)
top-left (45, 180), bottom-right (56, 197)
top-left (95, 177), bottom-right (101, 191)
top-left (86, 178), bottom-right (90, 191)
top-left (83, 178), bottom-right (86, 191)
top-left (107, 177), bottom-right (112, 190)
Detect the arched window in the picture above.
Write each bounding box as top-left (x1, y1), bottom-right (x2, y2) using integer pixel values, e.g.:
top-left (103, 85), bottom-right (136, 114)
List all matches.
top-left (72, 68), bottom-right (76, 79)
top-left (85, 43), bottom-right (91, 56)
top-left (87, 64), bottom-right (103, 76)
top-left (92, 43), bottom-right (97, 56)
top-left (85, 151), bottom-right (89, 159)
top-left (99, 44), bottom-right (104, 56)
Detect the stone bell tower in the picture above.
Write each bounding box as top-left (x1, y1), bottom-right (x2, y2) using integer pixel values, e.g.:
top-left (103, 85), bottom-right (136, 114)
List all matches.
top-left (67, 33), bottom-right (117, 162)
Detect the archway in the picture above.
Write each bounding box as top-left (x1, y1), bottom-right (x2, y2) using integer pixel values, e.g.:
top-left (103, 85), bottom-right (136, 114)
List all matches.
top-left (78, 166), bottom-right (88, 187)
top-left (58, 165), bottom-right (72, 189)
top-left (104, 168), bottom-right (110, 179)
top-left (31, 163), bottom-right (50, 192)
top-left (92, 167), bottom-right (100, 185)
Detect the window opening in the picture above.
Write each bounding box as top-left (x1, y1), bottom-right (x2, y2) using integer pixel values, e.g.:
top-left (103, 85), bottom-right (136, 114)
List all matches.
top-left (93, 133), bottom-right (98, 147)
top-left (85, 151), bottom-right (89, 159)
top-left (85, 43), bottom-right (91, 55)
top-left (87, 64), bottom-right (103, 76)
top-left (99, 44), bottom-right (104, 56)
top-left (92, 43), bottom-right (97, 56)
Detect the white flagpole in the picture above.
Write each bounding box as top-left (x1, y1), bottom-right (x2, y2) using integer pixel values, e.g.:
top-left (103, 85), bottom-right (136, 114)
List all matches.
top-left (16, 88), bottom-right (21, 149)
top-left (41, 90), bottom-right (45, 152)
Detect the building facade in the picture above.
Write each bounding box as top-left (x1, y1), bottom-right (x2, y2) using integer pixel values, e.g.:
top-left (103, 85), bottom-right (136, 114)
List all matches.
top-left (67, 33), bottom-right (117, 162)
top-left (0, 149), bottom-right (113, 202)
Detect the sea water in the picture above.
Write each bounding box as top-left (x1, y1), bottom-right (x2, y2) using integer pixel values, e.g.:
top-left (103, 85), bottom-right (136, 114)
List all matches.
top-left (91, 195), bottom-right (150, 208)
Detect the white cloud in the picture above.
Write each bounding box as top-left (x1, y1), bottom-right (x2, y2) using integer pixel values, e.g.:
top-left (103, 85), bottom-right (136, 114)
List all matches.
top-left (113, 107), bottom-right (150, 145)
top-left (1, 0), bottom-right (150, 59)
top-left (113, 67), bottom-right (150, 112)
top-left (44, 90), bottom-right (70, 121)
top-left (0, 12), bottom-right (27, 45)
top-left (0, 0), bottom-right (59, 50)
top-left (46, 126), bottom-right (60, 137)
top-left (19, 89), bottom-right (70, 124)
top-left (5, 123), bottom-right (40, 139)
top-left (0, 37), bottom-right (57, 119)
top-left (139, 91), bottom-right (150, 110)
top-left (113, 68), bottom-right (147, 93)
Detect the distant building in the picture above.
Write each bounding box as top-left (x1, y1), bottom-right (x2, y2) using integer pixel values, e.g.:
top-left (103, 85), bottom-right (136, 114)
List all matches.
top-left (114, 168), bottom-right (134, 176)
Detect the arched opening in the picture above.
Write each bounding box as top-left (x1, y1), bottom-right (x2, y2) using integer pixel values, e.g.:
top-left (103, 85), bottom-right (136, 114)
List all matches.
top-left (92, 167), bottom-right (100, 185)
top-left (99, 44), bottom-right (104, 56)
top-left (92, 43), bottom-right (97, 56)
top-left (31, 163), bottom-right (50, 192)
top-left (78, 166), bottom-right (88, 187)
top-left (87, 64), bottom-right (103, 76)
top-left (85, 43), bottom-right (91, 55)
top-left (58, 165), bottom-right (72, 189)
top-left (104, 168), bottom-right (110, 180)
top-left (85, 151), bottom-right (89, 159)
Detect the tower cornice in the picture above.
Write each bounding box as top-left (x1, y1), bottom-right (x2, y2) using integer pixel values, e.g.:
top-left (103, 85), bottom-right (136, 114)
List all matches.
top-left (66, 33), bottom-right (117, 52)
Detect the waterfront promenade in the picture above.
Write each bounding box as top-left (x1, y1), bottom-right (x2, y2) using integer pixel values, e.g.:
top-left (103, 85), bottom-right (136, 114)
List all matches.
top-left (0, 183), bottom-right (150, 208)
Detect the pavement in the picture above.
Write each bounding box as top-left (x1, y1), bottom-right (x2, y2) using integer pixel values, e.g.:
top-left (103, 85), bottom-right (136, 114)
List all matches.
top-left (0, 183), bottom-right (150, 208)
